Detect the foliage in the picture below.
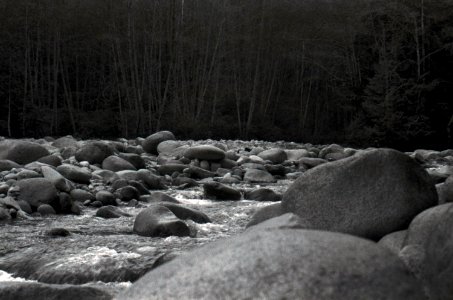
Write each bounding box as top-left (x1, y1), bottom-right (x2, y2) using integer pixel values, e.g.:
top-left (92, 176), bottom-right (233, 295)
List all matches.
top-left (0, 0), bottom-right (452, 150)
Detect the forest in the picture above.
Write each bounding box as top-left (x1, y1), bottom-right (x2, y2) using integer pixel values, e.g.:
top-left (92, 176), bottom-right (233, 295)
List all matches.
top-left (0, 0), bottom-right (452, 150)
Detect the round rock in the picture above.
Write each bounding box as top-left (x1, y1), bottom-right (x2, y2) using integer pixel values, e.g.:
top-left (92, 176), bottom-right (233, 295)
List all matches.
top-left (184, 145), bottom-right (225, 161)
top-left (0, 140), bottom-right (49, 164)
top-left (282, 148), bottom-right (438, 240)
top-left (142, 131), bottom-right (175, 155)
top-left (119, 228), bottom-right (424, 300)
top-left (133, 205), bottom-right (190, 237)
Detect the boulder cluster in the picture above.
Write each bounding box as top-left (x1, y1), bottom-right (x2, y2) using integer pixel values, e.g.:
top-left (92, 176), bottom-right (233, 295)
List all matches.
top-left (1, 134), bottom-right (453, 299)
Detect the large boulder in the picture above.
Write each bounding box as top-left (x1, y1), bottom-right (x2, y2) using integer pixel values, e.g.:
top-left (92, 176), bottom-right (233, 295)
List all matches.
top-left (282, 149), bottom-right (438, 240)
top-left (133, 205), bottom-right (190, 237)
top-left (14, 178), bottom-right (58, 209)
top-left (119, 228), bottom-right (424, 300)
top-left (75, 142), bottom-right (114, 165)
top-left (142, 131), bottom-right (175, 154)
top-left (203, 182), bottom-right (241, 201)
top-left (184, 145), bottom-right (225, 161)
top-left (102, 156), bottom-right (136, 172)
top-left (257, 148), bottom-right (287, 164)
top-left (0, 140), bottom-right (49, 164)
top-left (0, 282), bottom-right (112, 300)
top-left (402, 203), bottom-right (453, 299)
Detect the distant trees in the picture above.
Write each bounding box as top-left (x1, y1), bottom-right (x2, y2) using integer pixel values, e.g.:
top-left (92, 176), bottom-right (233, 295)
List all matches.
top-left (0, 0), bottom-right (452, 150)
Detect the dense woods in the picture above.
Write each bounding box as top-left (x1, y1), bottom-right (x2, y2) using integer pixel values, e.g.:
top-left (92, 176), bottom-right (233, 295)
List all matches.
top-left (0, 0), bottom-right (452, 150)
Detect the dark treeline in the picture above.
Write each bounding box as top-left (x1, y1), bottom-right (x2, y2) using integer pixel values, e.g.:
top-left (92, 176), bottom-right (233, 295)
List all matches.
top-left (0, 0), bottom-right (453, 150)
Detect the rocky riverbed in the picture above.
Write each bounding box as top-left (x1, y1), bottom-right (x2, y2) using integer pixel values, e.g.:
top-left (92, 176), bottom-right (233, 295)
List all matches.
top-left (0, 133), bottom-right (452, 299)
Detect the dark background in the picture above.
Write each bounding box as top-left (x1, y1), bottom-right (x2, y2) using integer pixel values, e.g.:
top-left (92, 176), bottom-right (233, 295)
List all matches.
top-left (0, 0), bottom-right (452, 150)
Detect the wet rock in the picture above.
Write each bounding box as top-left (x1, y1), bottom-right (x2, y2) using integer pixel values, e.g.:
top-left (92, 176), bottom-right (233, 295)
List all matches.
top-left (128, 181), bottom-right (150, 195)
top-left (145, 192), bottom-right (180, 203)
top-left (203, 182), bottom-right (241, 201)
top-left (118, 153), bottom-right (146, 170)
top-left (172, 176), bottom-right (199, 188)
top-left (41, 166), bottom-right (72, 192)
top-left (14, 178), bottom-right (58, 209)
top-left (0, 282), bottom-right (112, 300)
top-left (0, 207), bottom-right (11, 220)
top-left (245, 188), bottom-right (281, 202)
top-left (117, 170), bottom-right (167, 190)
top-left (96, 205), bottom-right (131, 219)
top-left (0, 160), bottom-right (21, 171)
top-left (102, 156), bottom-right (136, 172)
top-left (133, 205), bottom-right (190, 237)
top-left (46, 228), bottom-right (71, 237)
top-left (75, 141), bottom-right (115, 165)
top-left (378, 230), bottom-right (407, 255)
top-left (119, 229), bottom-right (424, 300)
top-left (115, 186), bottom-right (140, 202)
top-left (142, 131), bottom-right (176, 154)
top-left (91, 200), bottom-right (103, 208)
top-left (282, 149), bottom-right (438, 240)
top-left (95, 191), bottom-right (117, 206)
top-left (159, 203), bottom-right (211, 223)
top-left (246, 203), bottom-right (283, 228)
top-left (37, 204), bottom-right (56, 215)
top-left (264, 164), bottom-right (287, 176)
top-left (219, 174), bottom-right (241, 184)
top-left (56, 164), bottom-right (92, 184)
top-left (17, 200), bottom-right (32, 214)
top-left (58, 192), bottom-right (73, 213)
top-left (257, 148), bottom-right (287, 164)
top-left (243, 169), bottom-right (275, 183)
top-left (151, 252), bottom-right (181, 269)
top-left (37, 155), bottom-right (62, 167)
top-left (184, 145), bottom-right (225, 161)
top-left (0, 140), bottom-right (50, 164)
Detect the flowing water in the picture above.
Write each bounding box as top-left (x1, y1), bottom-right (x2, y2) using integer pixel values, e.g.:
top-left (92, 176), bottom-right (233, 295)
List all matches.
top-left (0, 181), bottom-right (291, 296)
